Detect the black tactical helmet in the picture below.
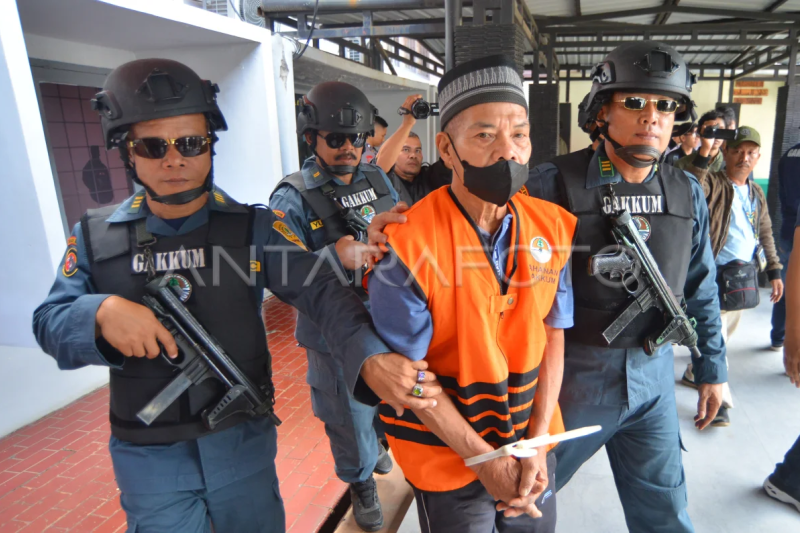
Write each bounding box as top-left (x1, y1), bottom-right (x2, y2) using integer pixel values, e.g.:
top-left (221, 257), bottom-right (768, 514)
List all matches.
top-left (584, 41), bottom-right (696, 124)
top-left (297, 81), bottom-right (377, 137)
top-left (91, 59), bottom-right (227, 205)
top-left (583, 41), bottom-right (697, 167)
top-left (92, 58), bottom-right (227, 150)
top-left (577, 93), bottom-right (593, 134)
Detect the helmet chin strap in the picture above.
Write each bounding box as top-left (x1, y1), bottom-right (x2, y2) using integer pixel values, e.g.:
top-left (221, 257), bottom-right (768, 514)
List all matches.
top-left (313, 149), bottom-right (359, 176)
top-left (142, 176), bottom-right (211, 205)
top-left (598, 121), bottom-right (662, 169)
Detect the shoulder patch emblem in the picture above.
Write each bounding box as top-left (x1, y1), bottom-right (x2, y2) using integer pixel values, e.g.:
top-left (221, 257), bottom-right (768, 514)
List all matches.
top-left (631, 215), bottom-right (652, 242)
top-left (67, 236), bottom-right (77, 246)
top-left (272, 221), bottom-right (308, 251)
top-left (273, 209), bottom-right (286, 219)
top-left (62, 245), bottom-right (79, 277)
top-left (310, 219), bottom-right (324, 230)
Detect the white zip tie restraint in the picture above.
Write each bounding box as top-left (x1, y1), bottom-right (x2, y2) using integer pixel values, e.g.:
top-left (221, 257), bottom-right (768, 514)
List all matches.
top-left (463, 426), bottom-right (603, 467)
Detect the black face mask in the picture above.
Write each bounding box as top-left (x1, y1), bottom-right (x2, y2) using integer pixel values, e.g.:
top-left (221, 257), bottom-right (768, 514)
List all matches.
top-left (448, 135), bottom-right (529, 206)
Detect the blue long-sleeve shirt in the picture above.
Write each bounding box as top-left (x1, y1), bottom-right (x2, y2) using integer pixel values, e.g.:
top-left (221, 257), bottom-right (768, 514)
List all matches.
top-left (368, 209), bottom-right (573, 361)
top-left (32, 187), bottom-right (391, 494)
top-left (525, 146), bottom-right (726, 407)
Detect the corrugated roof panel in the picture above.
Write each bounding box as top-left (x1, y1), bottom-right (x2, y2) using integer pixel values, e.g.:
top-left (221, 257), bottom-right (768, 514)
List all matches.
top-left (524, 0), bottom-right (573, 17)
top-left (775, 0), bottom-right (800, 10)
top-left (681, 0), bottom-right (773, 8)
top-left (577, 0), bottom-right (664, 16)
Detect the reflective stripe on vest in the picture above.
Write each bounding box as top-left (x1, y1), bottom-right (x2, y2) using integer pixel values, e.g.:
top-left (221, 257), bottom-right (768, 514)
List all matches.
top-left (377, 187), bottom-right (577, 492)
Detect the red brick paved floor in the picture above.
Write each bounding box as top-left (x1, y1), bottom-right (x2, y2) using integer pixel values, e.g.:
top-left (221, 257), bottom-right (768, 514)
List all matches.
top-left (0, 297), bottom-right (345, 533)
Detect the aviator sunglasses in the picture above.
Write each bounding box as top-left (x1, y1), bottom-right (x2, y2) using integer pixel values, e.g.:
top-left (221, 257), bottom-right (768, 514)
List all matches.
top-left (317, 132), bottom-right (368, 149)
top-left (614, 96), bottom-right (679, 114)
top-left (128, 136), bottom-right (212, 159)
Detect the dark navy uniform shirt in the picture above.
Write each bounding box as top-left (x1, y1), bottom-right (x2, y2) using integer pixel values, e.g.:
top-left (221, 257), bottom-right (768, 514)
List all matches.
top-left (525, 146), bottom-right (727, 407)
top-left (269, 157), bottom-right (399, 354)
top-left (779, 142), bottom-right (800, 244)
top-left (32, 187), bottom-right (391, 494)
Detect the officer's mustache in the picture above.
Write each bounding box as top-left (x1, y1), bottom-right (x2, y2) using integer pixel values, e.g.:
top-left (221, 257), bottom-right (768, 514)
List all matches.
top-left (335, 152), bottom-right (357, 161)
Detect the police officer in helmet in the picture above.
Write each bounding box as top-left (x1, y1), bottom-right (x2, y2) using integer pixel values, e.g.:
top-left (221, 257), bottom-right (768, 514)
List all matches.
top-left (526, 42), bottom-right (727, 531)
top-left (33, 59), bottom-right (439, 532)
top-left (270, 82), bottom-right (402, 532)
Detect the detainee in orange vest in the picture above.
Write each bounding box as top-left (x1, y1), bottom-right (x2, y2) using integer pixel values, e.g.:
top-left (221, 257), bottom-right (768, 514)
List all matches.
top-left (366, 55), bottom-right (577, 533)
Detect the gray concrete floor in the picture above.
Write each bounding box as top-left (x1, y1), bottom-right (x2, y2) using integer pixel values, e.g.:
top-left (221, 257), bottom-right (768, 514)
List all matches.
top-left (398, 290), bottom-right (800, 532)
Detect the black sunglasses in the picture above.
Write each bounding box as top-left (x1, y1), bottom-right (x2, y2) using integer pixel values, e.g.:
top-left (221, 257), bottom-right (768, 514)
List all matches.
top-left (127, 136), bottom-right (212, 159)
top-left (317, 132), bottom-right (367, 149)
top-left (614, 96), bottom-right (679, 114)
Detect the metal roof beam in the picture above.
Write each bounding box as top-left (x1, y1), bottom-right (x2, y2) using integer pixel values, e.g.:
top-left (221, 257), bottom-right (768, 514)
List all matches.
top-left (280, 22), bottom-right (446, 39)
top-left (574, 0), bottom-right (581, 17)
top-left (542, 22), bottom-right (800, 35)
top-left (381, 37), bottom-right (444, 67)
top-left (654, 0), bottom-right (680, 25)
top-left (261, 0), bottom-right (466, 15)
top-left (545, 6), bottom-right (800, 25)
top-left (734, 50), bottom-right (792, 78)
top-left (417, 39), bottom-right (446, 64)
top-left (766, 0), bottom-right (789, 12)
top-left (554, 38), bottom-right (793, 48)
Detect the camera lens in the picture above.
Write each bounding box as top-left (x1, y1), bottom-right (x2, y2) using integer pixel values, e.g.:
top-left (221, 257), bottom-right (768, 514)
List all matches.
top-left (412, 100), bottom-right (431, 119)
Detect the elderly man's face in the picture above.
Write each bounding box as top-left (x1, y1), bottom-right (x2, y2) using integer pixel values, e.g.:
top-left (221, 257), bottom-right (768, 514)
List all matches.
top-left (438, 102), bottom-right (531, 175)
top-left (128, 113), bottom-right (211, 198)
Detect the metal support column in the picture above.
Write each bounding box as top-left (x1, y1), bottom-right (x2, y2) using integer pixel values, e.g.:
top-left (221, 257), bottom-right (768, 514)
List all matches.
top-left (729, 69), bottom-right (735, 102)
top-left (445, 0), bottom-right (462, 71)
top-left (718, 75), bottom-right (724, 103)
top-left (788, 29), bottom-right (798, 86)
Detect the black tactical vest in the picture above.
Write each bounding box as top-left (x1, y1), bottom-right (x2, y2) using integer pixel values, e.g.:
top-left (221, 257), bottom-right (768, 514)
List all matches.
top-left (82, 203), bottom-right (272, 445)
top-left (274, 166), bottom-right (395, 247)
top-left (552, 150), bottom-right (695, 348)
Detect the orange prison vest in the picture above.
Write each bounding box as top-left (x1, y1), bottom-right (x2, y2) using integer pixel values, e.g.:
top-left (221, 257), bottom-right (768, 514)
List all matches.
top-left (377, 186), bottom-right (577, 492)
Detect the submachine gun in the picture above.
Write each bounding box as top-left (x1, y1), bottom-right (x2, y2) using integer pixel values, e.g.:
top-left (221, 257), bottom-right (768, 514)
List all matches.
top-left (137, 277), bottom-right (281, 429)
top-left (589, 209), bottom-right (702, 358)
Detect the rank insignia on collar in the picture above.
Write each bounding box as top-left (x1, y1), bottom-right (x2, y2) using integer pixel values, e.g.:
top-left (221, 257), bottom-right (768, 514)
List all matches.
top-left (272, 221), bottom-right (308, 251)
top-left (128, 193), bottom-right (146, 213)
top-left (62, 245), bottom-right (78, 277)
top-left (213, 191), bottom-right (226, 205)
top-left (599, 157), bottom-right (615, 179)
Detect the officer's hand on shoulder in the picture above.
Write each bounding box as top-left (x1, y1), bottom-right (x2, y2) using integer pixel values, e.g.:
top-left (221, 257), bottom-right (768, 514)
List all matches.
top-left (95, 296), bottom-right (178, 359)
top-left (366, 202), bottom-right (409, 265)
top-left (335, 236), bottom-right (381, 271)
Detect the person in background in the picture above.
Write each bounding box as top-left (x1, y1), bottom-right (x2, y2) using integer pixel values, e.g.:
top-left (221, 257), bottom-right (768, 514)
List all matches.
top-left (680, 126), bottom-right (783, 427)
top-left (665, 122), bottom-right (697, 166)
top-left (675, 109), bottom-right (727, 173)
top-left (770, 139), bottom-right (800, 351)
top-left (375, 94), bottom-right (452, 206)
top-left (763, 203), bottom-right (800, 514)
top-left (362, 115), bottom-right (388, 165)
